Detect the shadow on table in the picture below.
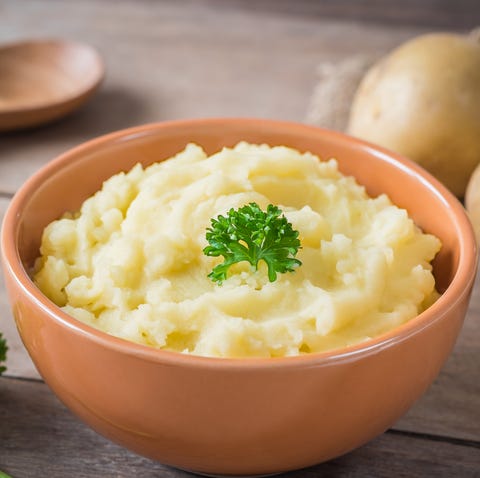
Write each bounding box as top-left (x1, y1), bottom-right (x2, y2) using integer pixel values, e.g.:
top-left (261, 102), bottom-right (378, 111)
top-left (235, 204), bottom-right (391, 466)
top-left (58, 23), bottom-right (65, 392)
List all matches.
top-left (0, 86), bottom-right (153, 149)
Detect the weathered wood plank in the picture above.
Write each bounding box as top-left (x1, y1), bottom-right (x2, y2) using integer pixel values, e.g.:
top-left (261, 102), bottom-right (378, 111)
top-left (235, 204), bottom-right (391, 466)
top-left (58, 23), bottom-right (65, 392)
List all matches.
top-left (1, 0), bottom-right (477, 194)
top-left (0, 198), bottom-right (41, 380)
top-left (216, 0), bottom-right (480, 29)
top-left (0, 377), bottom-right (478, 478)
top-left (0, 0), bottom-right (427, 192)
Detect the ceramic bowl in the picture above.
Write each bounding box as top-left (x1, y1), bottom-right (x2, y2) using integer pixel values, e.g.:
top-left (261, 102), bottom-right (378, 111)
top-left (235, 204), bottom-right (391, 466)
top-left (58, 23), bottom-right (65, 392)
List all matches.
top-left (1, 118), bottom-right (477, 476)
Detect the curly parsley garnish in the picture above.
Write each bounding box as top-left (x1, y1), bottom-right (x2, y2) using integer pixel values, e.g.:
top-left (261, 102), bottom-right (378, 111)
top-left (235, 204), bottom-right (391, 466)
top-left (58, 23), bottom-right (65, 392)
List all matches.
top-left (204, 202), bottom-right (302, 284)
top-left (0, 332), bottom-right (7, 375)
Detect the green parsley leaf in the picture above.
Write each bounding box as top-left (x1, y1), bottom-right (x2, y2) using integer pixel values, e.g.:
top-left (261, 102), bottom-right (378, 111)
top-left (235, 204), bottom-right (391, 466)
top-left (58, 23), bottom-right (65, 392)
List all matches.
top-left (204, 202), bottom-right (302, 284)
top-left (0, 332), bottom-right (7, 375)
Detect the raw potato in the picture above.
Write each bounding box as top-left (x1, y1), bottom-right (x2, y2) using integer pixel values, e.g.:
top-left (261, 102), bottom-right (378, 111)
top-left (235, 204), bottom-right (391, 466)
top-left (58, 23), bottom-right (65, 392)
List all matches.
top-left (347, 29), bottom-right (480, 197)
top-left (465, 162), bottom-right (480, 242)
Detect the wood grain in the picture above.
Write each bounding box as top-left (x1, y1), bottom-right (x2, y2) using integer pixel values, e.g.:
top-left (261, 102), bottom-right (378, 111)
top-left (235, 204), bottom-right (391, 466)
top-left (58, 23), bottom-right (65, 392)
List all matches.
top-left (0, 377), bottom-right (478, 478)
top-left (1, 1), bottom-right (480, 475)
top-left (0, 0), bottom-right (427, 192)
top-left (203, 0), bottom-right (480, 30)
top-left (2, 1), bottom-right (475, 192)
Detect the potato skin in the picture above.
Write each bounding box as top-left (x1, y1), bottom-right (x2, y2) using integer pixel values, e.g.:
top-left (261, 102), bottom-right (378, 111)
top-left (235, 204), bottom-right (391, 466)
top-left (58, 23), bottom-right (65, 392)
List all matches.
top-left (347, 32), bottom-right (480, 197)
top-left (465, 162), bottom-right (480, 243)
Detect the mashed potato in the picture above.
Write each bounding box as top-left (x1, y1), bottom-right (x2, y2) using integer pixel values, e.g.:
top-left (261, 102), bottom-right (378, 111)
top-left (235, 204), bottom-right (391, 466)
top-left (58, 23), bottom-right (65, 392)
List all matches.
top-left (33, 143), bottom-right (441, 358)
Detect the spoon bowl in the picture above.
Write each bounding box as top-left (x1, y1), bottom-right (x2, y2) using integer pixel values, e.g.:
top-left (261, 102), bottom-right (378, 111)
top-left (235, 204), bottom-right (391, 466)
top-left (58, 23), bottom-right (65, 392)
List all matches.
top-left (0, 39), bottom-right (104, 131)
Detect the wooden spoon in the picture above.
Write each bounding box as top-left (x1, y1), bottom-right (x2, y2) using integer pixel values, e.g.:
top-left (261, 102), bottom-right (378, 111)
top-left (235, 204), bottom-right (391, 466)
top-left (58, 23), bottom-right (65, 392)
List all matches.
top-left (0, 39), bottom-right (104, 131)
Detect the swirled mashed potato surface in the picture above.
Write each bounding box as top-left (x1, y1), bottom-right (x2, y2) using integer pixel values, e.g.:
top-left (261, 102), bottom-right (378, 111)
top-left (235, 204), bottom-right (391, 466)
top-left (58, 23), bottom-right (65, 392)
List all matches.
top-left (33, 143), bottom-right (441, 358)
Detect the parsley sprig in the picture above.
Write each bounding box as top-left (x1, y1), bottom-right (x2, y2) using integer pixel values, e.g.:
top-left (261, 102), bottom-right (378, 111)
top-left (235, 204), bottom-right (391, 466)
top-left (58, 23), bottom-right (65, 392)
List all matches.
top-left (0, 332), bottom-right (7, 375)
top-left (204, 202), bottom-right (302, 284)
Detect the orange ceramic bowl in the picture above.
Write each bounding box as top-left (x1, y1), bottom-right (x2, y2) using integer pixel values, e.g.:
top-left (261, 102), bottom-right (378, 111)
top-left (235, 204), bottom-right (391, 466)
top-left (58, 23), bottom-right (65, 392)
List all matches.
top-left (1, 118), bottom-right (477, 476)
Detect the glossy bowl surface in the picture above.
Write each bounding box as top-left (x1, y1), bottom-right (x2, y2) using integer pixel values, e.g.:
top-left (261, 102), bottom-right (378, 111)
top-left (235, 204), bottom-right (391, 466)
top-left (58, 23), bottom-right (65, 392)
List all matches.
top-left (1, 118), bottom-right (477, 476)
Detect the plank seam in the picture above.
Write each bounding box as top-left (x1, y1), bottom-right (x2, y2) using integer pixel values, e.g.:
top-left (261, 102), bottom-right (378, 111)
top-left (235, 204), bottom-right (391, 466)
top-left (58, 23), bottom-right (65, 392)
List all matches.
top-left (388, 428), bottom-right (480, 449)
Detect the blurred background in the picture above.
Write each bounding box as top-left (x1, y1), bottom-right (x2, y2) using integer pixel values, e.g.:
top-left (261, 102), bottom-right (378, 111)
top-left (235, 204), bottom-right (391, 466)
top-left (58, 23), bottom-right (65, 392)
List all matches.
top-left (1, 0), bottom-right (479, 193)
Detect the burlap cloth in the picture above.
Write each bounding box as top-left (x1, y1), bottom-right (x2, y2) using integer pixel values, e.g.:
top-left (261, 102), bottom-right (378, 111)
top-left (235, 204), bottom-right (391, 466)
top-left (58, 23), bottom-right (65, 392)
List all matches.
top-left (305, 54), bottom-right (378, 132)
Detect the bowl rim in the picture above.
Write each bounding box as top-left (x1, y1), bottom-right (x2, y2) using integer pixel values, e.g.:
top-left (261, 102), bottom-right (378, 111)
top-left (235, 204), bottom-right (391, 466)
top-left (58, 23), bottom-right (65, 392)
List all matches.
top-left (1, 117), bottom-right (477, 370)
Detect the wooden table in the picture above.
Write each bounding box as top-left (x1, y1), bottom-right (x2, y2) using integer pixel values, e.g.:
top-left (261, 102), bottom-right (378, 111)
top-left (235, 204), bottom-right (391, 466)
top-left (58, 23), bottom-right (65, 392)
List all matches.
top-left (1, 1), bottom-right (479, 476)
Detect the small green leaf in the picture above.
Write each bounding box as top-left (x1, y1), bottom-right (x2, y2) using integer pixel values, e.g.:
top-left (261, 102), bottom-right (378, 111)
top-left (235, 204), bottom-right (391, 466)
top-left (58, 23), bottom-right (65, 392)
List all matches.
top-left (204, 203), bottom-right (302, 284)
top-left (0, 332), bottom-right (7, 375)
